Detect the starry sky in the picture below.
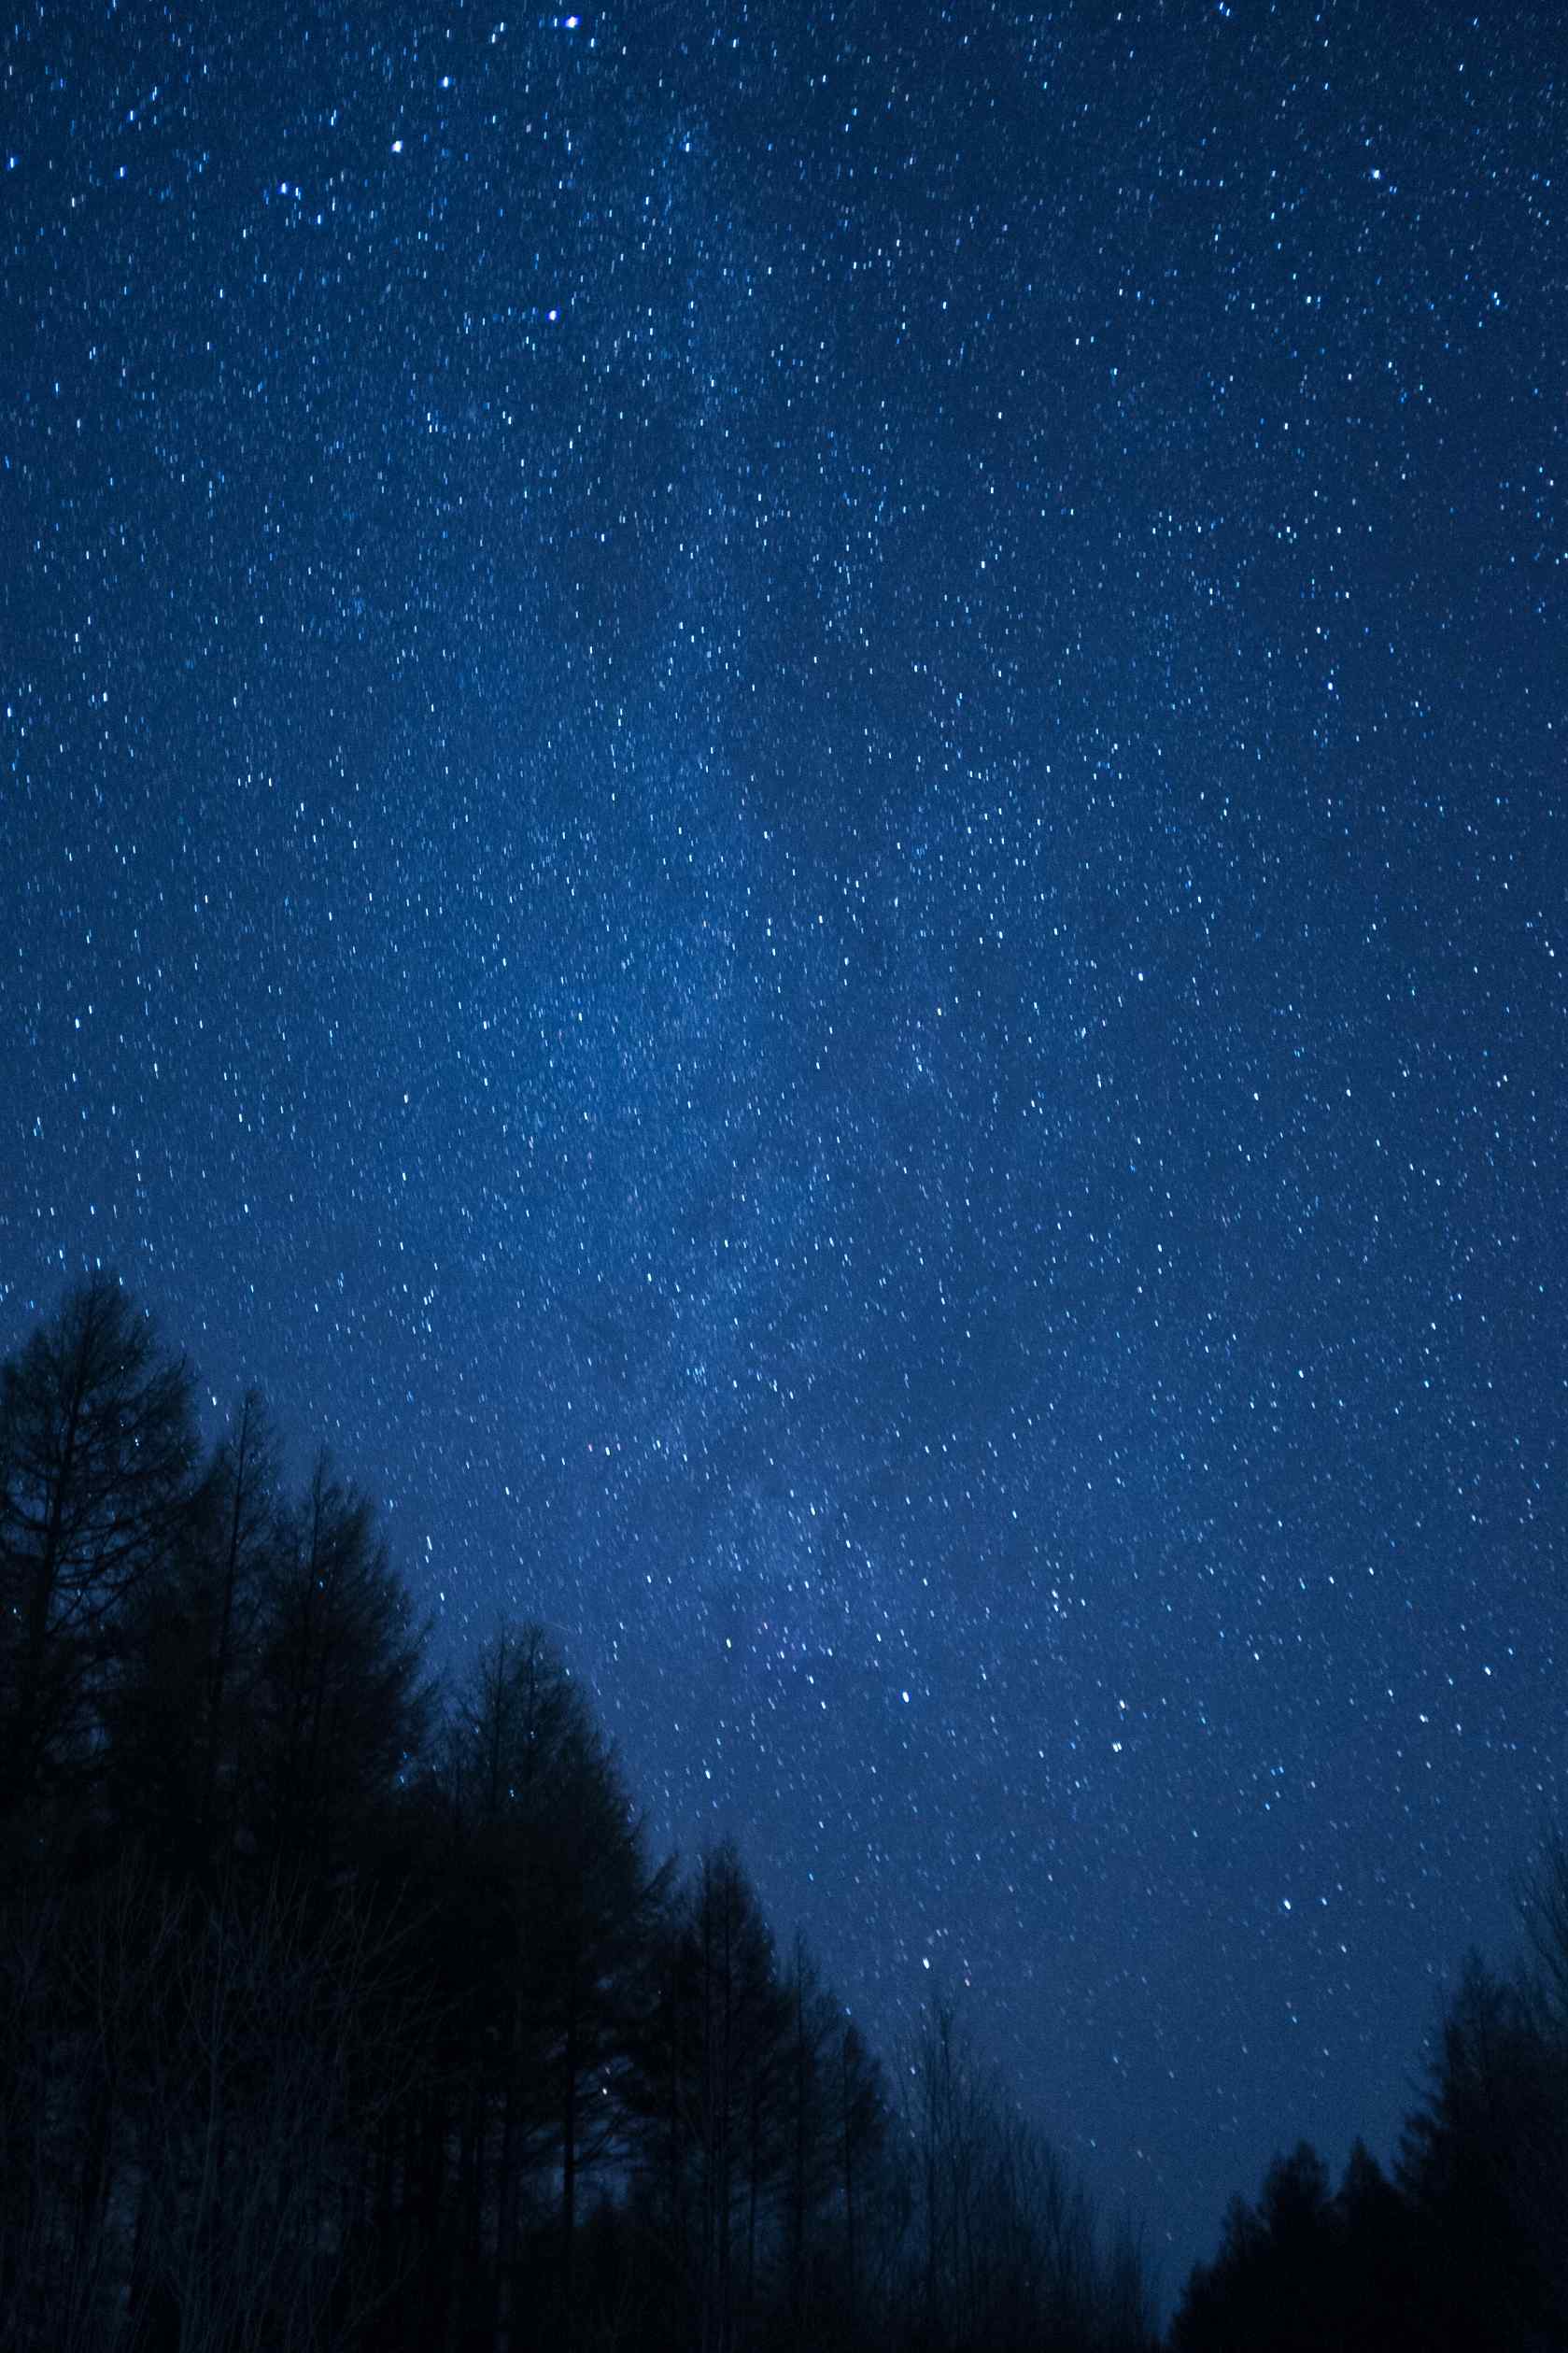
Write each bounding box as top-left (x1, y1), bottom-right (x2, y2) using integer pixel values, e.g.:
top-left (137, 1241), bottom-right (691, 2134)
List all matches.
top-left (3, 0), bottom-right (1563, 2302)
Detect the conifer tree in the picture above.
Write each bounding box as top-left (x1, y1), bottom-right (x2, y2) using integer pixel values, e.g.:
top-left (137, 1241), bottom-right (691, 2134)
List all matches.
top-left (626, 1841), bottom-right (791, 2351)
top-left (0, 1272), bottom-right (197, 1865)
top-left (247, 1449), bottom-right (431, 1882)
top-left (105, 1389), bottom-right (281, 1880)
top-left (429, 1621), bottom-right (669, 2346)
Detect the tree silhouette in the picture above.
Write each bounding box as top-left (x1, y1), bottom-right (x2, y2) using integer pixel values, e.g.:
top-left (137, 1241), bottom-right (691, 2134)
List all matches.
top-left (0, 1271), bottom-right (197, 1872)
top-left (425, 1619), bottom-right (670, 2347)
top-left (0, 1282), bottom-right (1161, 2353)
top-left (623, 1840), bottom-right (793, 2352)
top-left (1398, 1951), bottom-right (1566, 2351)
top-left (246, 1449), bottom-right (431, 1883)
top-left (105, 1390), bottom-right (282, 1883)
top-left (897, 1992), bottom-right (1130, 2353)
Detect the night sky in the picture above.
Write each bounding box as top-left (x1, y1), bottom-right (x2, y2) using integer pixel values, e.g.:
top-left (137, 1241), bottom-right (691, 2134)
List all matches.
top-left (4, 0), bottom-right (1563, 2303)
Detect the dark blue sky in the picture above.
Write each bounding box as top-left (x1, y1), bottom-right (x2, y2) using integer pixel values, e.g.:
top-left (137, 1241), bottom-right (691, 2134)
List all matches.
top-left (4, 0), bottom-right (1562, 2303)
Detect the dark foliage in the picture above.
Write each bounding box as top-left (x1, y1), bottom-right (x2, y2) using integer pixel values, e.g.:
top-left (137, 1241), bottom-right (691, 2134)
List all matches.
top-left (1, 1273), bottom-right (198, 1870)
top-left (9, 1278), bottom-right (1566, 2353)
top-left (1174, 1910), bottom-right (1568, 2352)
top-left (0, 1279), bottom-right (1155, 2353)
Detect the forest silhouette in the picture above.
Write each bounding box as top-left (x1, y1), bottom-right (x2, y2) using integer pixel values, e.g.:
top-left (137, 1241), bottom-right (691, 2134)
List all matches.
top-left (2, 1274), bottom-right (1561, 2351)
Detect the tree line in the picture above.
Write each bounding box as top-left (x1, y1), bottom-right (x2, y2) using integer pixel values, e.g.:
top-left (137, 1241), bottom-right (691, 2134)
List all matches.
top-left (1, 1273), bottom-right (1155, 2353)
top-left (7, 1272), bottom-right (1562, 2351)
top-left (1170, 1829), bottom-right (1568, 2353)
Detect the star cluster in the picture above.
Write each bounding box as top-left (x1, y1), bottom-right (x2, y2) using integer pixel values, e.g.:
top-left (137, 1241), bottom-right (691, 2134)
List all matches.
top-left (3, 0), bottom-right (1562, 2297)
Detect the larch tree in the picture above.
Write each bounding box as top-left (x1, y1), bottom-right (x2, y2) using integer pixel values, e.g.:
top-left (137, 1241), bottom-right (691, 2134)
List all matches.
top-left (626, 1840), bottom-right (792, 2353)
top-left (246, 1448), bottom-right (432, 1885)
top-left (105, 1388), bottom-right (283, 1882)
top-left (432, 1620), bottom-right (669, 2348)
top-left (0, 1272), bottom-right (197, 1867)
